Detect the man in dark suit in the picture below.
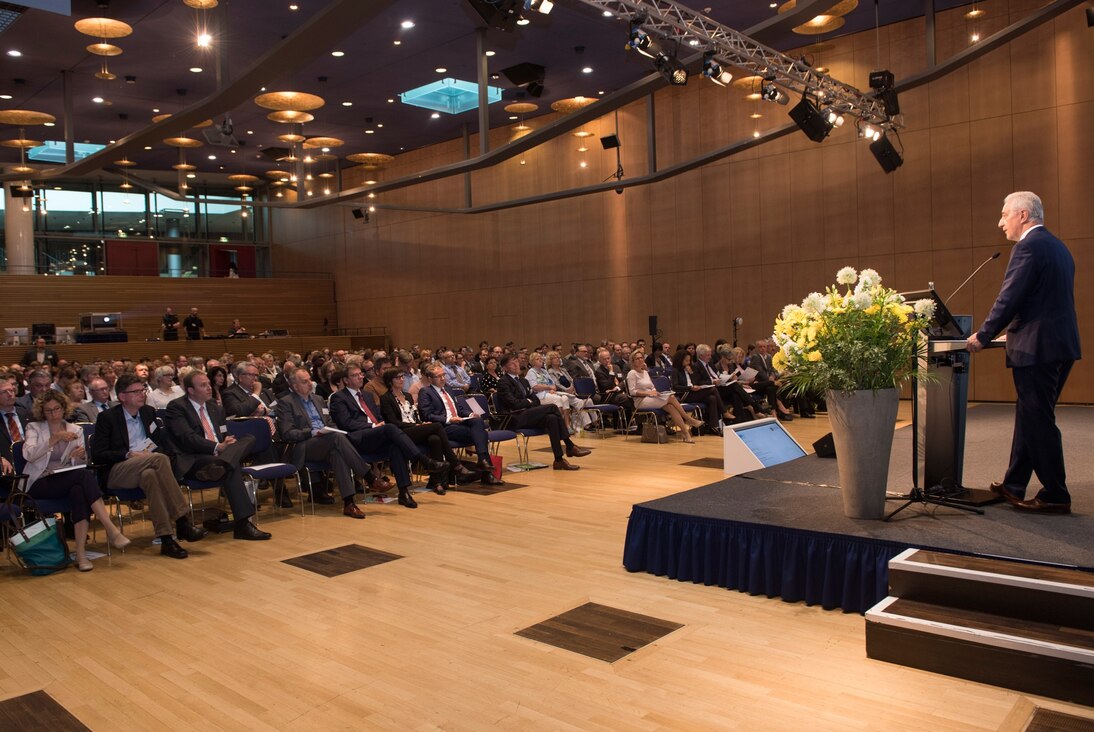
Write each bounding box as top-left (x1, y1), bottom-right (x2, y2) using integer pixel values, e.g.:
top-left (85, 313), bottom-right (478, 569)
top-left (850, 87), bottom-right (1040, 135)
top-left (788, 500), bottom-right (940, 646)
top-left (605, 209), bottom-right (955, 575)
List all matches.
top-left (88, 374), bottom-right (207, 559)
top-left (223, 362), bottom-right (277, 419)
top-left (21, 337), bottom-right (58, 368)
top-left (276, 368), bottom-right (374, 518)
top-left (967, 191), bottom-right (1081, 514)
top-left (0, 375), bottom-right (30, 476)
top-left (329, 364), bottom-right (449, 509)
top-left (164, 371), bottom-right (269, 540)
top-left (495, 354), bottom-right (589, 471)
top-left (565, 344), bottom-right (597, 382)
top-left (417, 364), bottom-right (503, 485)
top-left (15, 369), bottom-right (51, 412)
top-left (593, 349), bottom-right (635, 426)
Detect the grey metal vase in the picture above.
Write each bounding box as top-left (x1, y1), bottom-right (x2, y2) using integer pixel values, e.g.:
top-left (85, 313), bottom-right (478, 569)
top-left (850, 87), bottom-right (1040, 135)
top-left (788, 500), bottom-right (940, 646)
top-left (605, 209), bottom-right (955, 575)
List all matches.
top-left (825, 388), bottom-right (900, 519)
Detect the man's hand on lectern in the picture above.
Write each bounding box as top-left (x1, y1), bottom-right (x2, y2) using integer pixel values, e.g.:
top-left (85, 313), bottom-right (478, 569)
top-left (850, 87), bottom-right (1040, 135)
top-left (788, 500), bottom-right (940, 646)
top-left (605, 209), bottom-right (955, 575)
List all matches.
top-left (966, 334), bottom-right (984, 353)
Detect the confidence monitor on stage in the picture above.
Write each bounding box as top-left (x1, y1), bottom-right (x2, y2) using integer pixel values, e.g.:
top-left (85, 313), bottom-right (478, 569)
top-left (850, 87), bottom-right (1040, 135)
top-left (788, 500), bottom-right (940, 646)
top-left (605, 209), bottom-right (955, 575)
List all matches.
top-left (899, 288), bottom-right (967, 338)
top-left (723, 417), bottom-right (807, 476)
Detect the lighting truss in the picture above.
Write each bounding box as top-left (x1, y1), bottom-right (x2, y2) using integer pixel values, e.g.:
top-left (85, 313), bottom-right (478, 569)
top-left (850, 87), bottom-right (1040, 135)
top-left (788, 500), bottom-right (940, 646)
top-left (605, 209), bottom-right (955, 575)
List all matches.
top-left (576, 0), bottom-right (897, 129)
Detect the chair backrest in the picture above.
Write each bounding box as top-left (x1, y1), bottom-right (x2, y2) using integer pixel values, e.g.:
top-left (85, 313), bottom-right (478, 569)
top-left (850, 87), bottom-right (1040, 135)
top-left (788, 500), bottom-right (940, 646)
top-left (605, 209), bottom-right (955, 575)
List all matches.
top-left (573, 377), bottom-right (596, 399)
top-left (468, 373), bottom-right (481, 393)
top-left (651, 376), bottom-right (671, 392)
top-left (12, 441), bottom-right (25, 473)
top-left (227, 418), bottom-right (273, 456)
top-left (460, 394), bottom-right (491, 420)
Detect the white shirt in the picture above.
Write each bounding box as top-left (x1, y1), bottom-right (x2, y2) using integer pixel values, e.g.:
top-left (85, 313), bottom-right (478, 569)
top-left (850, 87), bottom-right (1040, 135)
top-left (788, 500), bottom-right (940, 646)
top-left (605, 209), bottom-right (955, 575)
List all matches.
top-left (433, 385), bottom-right (457, 422)
top-left (1018, 224), bottom-right (1043, 242)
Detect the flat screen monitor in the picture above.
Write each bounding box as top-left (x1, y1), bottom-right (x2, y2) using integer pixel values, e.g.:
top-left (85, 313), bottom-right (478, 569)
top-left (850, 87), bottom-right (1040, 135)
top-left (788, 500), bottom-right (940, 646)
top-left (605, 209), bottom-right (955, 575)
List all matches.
top-left (4, 327), bottom-right (28, 346)
top-left (55, 326), bottom-right (76, 344)
top-left (899, 288), bottom-right (967, 338)
top-left (723, 418), bottom-right (807, 476)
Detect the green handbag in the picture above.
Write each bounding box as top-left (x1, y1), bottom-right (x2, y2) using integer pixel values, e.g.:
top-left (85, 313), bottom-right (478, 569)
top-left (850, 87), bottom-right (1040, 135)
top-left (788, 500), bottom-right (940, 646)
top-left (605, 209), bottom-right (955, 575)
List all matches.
top-left (5, 490), bottom-right (72, 576)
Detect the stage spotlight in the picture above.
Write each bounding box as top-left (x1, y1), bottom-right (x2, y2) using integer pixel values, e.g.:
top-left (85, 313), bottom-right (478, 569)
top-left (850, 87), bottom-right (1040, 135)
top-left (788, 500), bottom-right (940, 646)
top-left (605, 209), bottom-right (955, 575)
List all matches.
top-left (869, 133), bottom-right (903, 173)
top-left (627, 22), bottom-right (655, 58)
top-left (760, 82), bottom-right (788, 105)
top-left (701, 52), bottom-right (732, 86)
top-left (862, 124), bottom-right (882, 142)
top-left (789, 96), bottom-right (833, 142)
top-left (524, 0), bottom-right (553, 13)
top-left (654, 53), bottom-right (688, 86)
top-left (824, 108), bottom-right (846, 127)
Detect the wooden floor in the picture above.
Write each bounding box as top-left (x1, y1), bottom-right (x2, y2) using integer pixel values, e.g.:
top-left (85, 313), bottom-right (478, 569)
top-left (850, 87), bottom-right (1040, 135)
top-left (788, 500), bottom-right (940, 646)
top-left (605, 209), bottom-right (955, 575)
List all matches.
top-left (0, 404), bottom-right (1070, 730)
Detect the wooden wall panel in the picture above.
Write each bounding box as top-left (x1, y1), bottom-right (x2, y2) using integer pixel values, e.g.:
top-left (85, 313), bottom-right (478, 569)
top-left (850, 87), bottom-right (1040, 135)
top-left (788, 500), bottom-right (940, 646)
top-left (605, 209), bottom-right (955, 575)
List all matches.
top-left (273, 9), bottom-right (1093, 402)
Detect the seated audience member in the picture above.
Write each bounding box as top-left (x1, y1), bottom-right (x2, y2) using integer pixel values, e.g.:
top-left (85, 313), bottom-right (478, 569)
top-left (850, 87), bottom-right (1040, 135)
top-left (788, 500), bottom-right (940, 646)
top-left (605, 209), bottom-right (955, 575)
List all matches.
top-left (271, 360), bottom-right (297, 398)
top-left (52, 366), bottom-right (79, 395)
top-left (89, 374), bottom-right (208, 559)
top-left (363, 356), bottom-right (391, 401)
top-left (593, 348), bottom-right (635, 424)
top-left (314, 361), bottom-right (339, 400)
top-left (99, 364), bottom-right (119, 400)
top-left (23, 390), bottom-right (131, 571)
top-left (76, 378), bottom-right (117, 423)
top-left (276, 368), bottom-right (374, 518)
top-left (147, 366), bottom-right (185, 410)
top-left (64, 381), bottom-right (88, 416)
top-left (415, 365), bottom-right (503, 485)
top-left (526, 352), bottom-right (579, 433)
top-left (164, 371), bottom-right (269, 540)
top-left (227, 319), bottom-right (248, 338)
top-left (478, 355), bottom-right (501, 395)
top-left (1, 376), bottom-right (29, 475)
top-left (132, 362), bottom-right (152, 390)
top-left (565, 344), bottom-right (597, 382)
top-left (207, 365), bottom-right (228, 406)
top-left (625, 352), bottom-right (702, 443)
top-left (21, 337), bottom-right (59, 368)
top-left (694, 344), bottom-right (755, 424)
top-left (544, 351), bottom-right (594, 433)
top-left (441, 350), bottom-right (472, 391)
top-left (16, 368), bottom-right (51, 411)
top-left (749, 340), bottom-right (794, 422)
top-left (328, 365), bottom-right (448, 510)
top-left (646, 342), bottom-right (674, 374)
top-left (671, 349), bottom-right (726, 435)
top-left (468, 348), bottom-right (489, 375)
top-left (495, 354), bottom-right (589, 471)
top-left (379, 369), bottom-right (480, 493)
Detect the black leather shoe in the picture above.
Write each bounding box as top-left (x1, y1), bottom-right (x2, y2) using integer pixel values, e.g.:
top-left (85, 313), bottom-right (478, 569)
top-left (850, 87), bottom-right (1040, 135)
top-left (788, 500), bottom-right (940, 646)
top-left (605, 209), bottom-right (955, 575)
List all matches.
top-left (417, 455), bottom-right (447, 473)
top-left (175, 518), bottom-right (208, 542)
top-left (480, 471), bottom-right (503, 485)
top-left (989, 481), bottom-right (1025, 503)
top-left (1012, 497), bottom-right (1071, 514)
top-left (776, 412), bottom-right (794, 422)
top-left (552, 458), bottom-right (580, 471)
top-left (233, 520), bottom-right (271, 540)
top-left (452, 463), bottom-right (476, 481)
top-left (565, 445), bottom-right (591, 458)
top-left (397, 487), bottom-right (418, 509)
top-left (476, 458), bottom-right (494, 472)
top-left (274, 490), bottom-right (294, 509)
top-left (431, 482), bottom-right (447, 495)
top-left (160, 536), bottom-right (189, 559)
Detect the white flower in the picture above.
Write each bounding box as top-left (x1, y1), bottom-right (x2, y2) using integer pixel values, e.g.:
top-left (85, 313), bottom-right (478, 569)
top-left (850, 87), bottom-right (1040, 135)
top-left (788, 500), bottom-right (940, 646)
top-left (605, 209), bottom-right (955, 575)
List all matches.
top-left (801, 292), bottom-right (826, 315)
top-left (781, 304), bottom-right (802, 320)
top-left (914, 299), bottom-right (936, 319)
top-left (858, 268), bottom-right (881, 289)
top-left (836, 266), bottom-right (857, 285)
top-left (851, 291), bottom-right (872, 309)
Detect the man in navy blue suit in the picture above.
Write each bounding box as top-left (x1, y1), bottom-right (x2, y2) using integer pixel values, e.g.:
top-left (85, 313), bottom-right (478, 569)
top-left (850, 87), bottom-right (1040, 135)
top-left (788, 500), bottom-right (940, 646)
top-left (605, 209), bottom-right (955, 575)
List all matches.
top-left (967, 191), bottom-right (1081, 514)
top-left (417, 365), bottom-right (503, 485)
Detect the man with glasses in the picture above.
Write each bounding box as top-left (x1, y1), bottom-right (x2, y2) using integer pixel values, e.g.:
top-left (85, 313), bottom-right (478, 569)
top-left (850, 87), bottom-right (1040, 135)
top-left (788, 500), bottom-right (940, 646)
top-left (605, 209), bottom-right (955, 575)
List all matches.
top-left (89, 374), bottom-right (207, 559)
top-left (417, 365), bottom-right (503, 486)
top-left (222, 361), bottom-right (290, 507)
top-left (496, 354), bottom-right (590, 471)
top-left (16, 369), bottom-right (51, 411)
top-left (440, 351), bottom-right (471, 391)
top-left (566, 344), bottom-right (597, 382)
top-left (76, 378), bottom-right (117, 424)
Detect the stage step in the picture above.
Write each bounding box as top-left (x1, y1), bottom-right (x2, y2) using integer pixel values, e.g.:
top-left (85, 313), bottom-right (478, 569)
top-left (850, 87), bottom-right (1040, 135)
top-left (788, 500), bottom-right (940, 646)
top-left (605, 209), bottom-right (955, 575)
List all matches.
top-left (887, 548), bottom-right (1094, 629)
top-left (867, 548), bottom-right (1094, 706)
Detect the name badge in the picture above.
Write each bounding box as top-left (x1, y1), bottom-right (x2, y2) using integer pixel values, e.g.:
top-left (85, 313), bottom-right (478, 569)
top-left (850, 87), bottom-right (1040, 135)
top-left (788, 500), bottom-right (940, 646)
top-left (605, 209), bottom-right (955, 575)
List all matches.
top-left (269, 400), bottom-right (277, 408)
top-left (149, 422), bottom-right (158, 433)
top-left (322, 408), bottom-right (329, 415)
top-left (219, 425), bottom-right (228, 433)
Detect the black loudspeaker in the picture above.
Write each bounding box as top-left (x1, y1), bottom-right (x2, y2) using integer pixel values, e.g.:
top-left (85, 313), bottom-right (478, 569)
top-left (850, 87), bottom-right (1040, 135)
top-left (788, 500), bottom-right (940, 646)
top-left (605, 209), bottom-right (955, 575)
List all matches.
top-left (600, 134), bottom-right (620, 150)
top-left (648, 315), bottom-right (658, 338)
top-left (813, 432), bottom-right (836, 458)
top-left (500, 62), bottom-right (546, 88)
top-left (463, 0), bottom-right (522, 31)
top-left (869, 135), bottom-right (904, 173)
top-left (1087, 7), bottom-right (1093, 26)
top-left (351, 208), bottom-right (364, 219)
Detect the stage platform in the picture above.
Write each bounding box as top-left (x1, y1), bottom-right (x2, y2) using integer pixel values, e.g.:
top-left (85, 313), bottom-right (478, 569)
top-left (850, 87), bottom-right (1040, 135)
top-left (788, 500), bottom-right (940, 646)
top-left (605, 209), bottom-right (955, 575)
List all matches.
top-left (623, 404), bottom-right (1094, 613)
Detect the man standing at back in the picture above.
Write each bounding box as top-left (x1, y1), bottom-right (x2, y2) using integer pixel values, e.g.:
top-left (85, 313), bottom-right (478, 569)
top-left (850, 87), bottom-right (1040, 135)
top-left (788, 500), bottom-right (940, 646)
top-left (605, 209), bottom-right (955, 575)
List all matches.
top-left (967, 191), bottom-right (1081, 514)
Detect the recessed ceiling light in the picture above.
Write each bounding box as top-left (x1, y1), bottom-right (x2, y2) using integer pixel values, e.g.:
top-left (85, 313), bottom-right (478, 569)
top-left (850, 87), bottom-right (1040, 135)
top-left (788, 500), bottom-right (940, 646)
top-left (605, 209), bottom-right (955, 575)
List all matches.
top-left (92, 96), bottom-right (104, 103)
top-left (342, 101), bottom-right (352, 106)
top-left (365, 129), bottom-right (374, 134)
top-left (109, 139), bottom-right (115, 144)
top-left (430, 112), bottom-right (440, 119)
top-left (516, 18), bottom-right (530, 25)
top-left (387, 98), bottom-right (394, 103)
top-left (582, 66), bottom-right (593, 73)
top-left (288, 4), bottom-right (298, 10)
top-left (435, 67), bottom-right (446, 73)
top-left (376, 123), bottom-right (383, 128)
top-left (152, 107), bottom-right (160, 112)
top-left (597, 90), bottom-right (604, 95)
top-left (331, 51), bottom-right (345, 57)
top-left (401, 20), bottom-right (415, 29)
top-left (0, 94), bottom-right (11, 100)
top-left (966, 8), bottom-right (984, 17)
top-left (246, 130), bottom-right (253, 134)
top-left (187, 173), bottom-right (196, 179)
top-left (485, 50), bottom-right (495, 57)
top-left (753, 130), bottom-right (761, 138)
top-left (43, 121), bottom-right (54, 126)
top-left (509, 115), bottom-right (517, 120)
top-left (190, 67), bottom-right (203, 73)
top-left (393, 40), bottom-right (401, 45)
top-left (144, 145), bottom-right (152, 150)
top-left (6, 50), bottom-right (21, 57)
top-left (208, 154), bottom-right (216, 160)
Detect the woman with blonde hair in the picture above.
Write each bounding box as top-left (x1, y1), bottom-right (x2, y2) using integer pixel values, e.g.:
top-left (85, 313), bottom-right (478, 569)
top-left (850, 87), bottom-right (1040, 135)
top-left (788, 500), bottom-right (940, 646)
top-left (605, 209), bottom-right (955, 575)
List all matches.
top-left (22, 391), bottom-right (130, 571)
top-left (625, 351), bottom-right (701, 442)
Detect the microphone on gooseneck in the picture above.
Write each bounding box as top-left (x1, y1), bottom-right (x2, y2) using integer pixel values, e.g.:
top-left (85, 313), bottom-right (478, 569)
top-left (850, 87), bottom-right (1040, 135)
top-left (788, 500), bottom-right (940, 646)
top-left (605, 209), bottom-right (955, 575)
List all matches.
top-left (945, 251), bottom-right (1001, 305)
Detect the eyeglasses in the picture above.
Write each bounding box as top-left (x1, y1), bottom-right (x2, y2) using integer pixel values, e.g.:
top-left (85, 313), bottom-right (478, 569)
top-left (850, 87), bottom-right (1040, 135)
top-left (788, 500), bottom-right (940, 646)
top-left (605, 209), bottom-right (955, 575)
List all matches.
top-left (43, 406), bottom-right (64, 414)
top-left (119, 388), bottom-right (146, 395)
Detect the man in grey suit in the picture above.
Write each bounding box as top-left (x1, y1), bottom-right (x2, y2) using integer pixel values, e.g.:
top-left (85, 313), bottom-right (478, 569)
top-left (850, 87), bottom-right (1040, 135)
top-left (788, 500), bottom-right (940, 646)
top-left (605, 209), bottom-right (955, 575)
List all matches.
top-left (15, 369), bottom-right (51, 412)
top-left (75, 378), bottom-right (117, 423)
top-left (276, 368), bottom-right (371, 519)
top-left (967, 191), bottom-right (1081, 514)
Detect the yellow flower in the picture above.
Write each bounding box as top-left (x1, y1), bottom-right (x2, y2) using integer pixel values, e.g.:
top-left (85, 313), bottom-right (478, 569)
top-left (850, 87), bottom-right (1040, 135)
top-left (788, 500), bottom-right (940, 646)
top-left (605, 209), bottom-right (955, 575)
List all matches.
top-left (772, 350), bottom-right (786, 370)
top-left (806, 351), bottom-right (823, 362)
top-left (865, 304), bottom-right (880, 315)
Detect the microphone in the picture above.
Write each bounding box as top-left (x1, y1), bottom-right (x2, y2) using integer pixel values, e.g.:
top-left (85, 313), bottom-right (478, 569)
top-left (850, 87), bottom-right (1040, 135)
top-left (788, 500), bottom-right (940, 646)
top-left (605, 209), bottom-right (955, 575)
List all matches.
top-left (945, 251), bottom-right (1000, 305)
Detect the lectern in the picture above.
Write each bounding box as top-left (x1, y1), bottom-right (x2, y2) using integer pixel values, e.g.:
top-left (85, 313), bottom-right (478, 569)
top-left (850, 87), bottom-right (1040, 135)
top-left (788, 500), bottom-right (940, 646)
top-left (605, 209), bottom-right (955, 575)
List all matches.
top-left (901, 289), bottom-right (1002, 506)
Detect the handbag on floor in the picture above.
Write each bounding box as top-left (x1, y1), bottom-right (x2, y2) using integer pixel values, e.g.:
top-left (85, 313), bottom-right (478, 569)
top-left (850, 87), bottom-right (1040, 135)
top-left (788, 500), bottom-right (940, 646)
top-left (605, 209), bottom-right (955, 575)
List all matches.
top-left (641, 423), bottom-right (668, 444)
top-left (5, 490), bottom-right (72, 576)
